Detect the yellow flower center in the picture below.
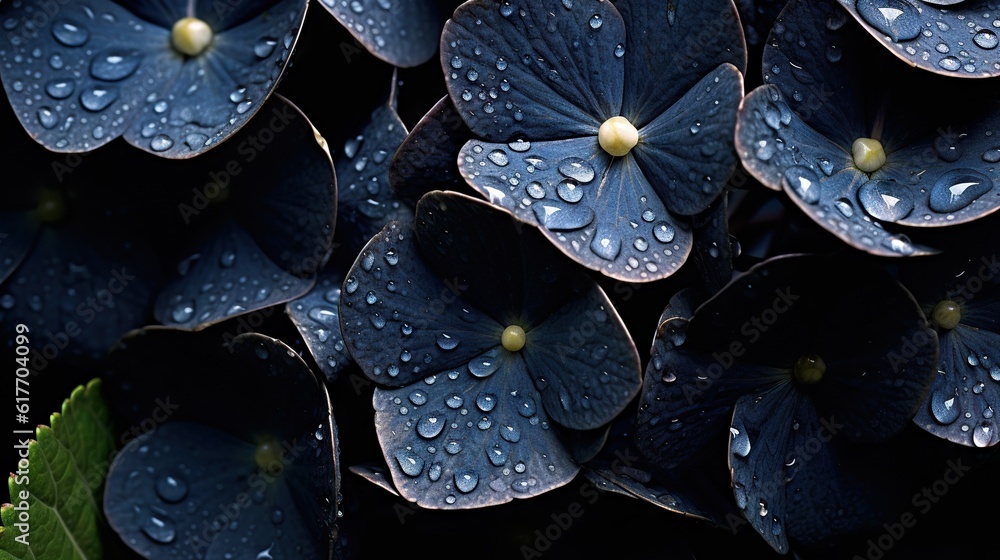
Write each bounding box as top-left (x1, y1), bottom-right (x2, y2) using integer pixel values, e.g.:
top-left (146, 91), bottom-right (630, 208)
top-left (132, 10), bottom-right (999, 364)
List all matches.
top-left (598, 116), bottom-right (639, 157)
top-left (172, 17), bottom-right (214, 57)
top-left (794, 354), bottom-right (826, 385)
top-left (931, 300), bottom-right (961, 330)
top-left (501, 325), bottom-right (526, 352)
top-left (852, 138), bottom-right (886, 173)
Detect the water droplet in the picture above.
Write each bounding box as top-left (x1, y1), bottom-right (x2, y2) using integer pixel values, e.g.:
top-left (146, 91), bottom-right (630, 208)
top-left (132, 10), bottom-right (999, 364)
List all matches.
top-left (939, 56), bottom-right (961, 71)
top-left (758, 499), bottom-right (768, 517)
top-left (469, 352), bottom-right (501, 377)
top-left (454, 469), bottom-right (479, 493)
top-left (437, 333), bottom-right (459, 351)
top-left (270, 509), bottom-right (283, 525)
top-left (973, 421), bottom-right (996, 447)
top-left (558, 157), bottom-right (595, 183)
top-left (37, 107), bottom-right (57, 129)
top-left (255, 37), bottom-right (278, 58)
top-left (171, 302), bottom-right (195, 323)
top-left (500, 424), bottom-right (521, 443)
top-left (855, 0), bottom-right (921, 42)
top-left (428, 463), bottom-right (443, 482)
top-left (783, 166), bottom-right (821, 204)
top-left (589, 14), bottom-right (603, 29)
top-left (653, 222), bottom-right (675, 243)
top-left (476, 393), bottom-right (497, 412)
top-left (52, 19), bottom-right (90, 47)
top-left (141, 515), bottom-right (176, 544)
top-left (526, 182), bottom-right (546, 199)
top-left (150, 135), bottom-right (174, 152)
top-left (90, 51), bottom-right (141, 81)
top-left (395, 449), bottom-right (425, 476)
top-left (975, 29), bottom-right (999, 50)
top-left (487, 149), bottom-right (509, 166)
top-left (614, 43), bottom-right (625, 57)
top-left (858, 179), bottom-right (914, 222)
top-left (417, 414), bottom-right (445, 439)
top-left (495, 57), bottom-right (508, 71)
top-left (591, 234), bottom-right (620, 261)
top-left (928, 169), bottom-right (992, 213)
top-left (80, 87), bottom-right (119, 111)
top-left (730, 426), bottom-right (751, 458)
top-left (445, 394), bottom-right (464, 409)
top-left (930, 389), bottom-right (960, 425)
top-left (556, 180), bottom-right (583, 203)
top-left (154, 475), bottom-right (188, 503)
top-left (45, 80), bottom-right (74, 100)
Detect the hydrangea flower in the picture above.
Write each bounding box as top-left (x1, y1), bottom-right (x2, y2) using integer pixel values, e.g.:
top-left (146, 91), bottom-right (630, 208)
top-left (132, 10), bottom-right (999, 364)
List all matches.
top-left (634, 254), bottom-right (938, 552)
top-left (103, 328), bottom-right (341, 559)
top-left (339, 190), bottom-right (641, 508)
top-left (736, 0), bottom-right (1000, 257)
top-left (0, 0), bottom-right (308, 157)
top-left (441, 0), bottom-right (746, 282)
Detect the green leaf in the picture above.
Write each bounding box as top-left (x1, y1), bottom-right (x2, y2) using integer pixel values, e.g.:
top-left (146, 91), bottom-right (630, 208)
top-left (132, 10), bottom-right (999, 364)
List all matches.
top-left (0, 378), bottom-right (115, 560)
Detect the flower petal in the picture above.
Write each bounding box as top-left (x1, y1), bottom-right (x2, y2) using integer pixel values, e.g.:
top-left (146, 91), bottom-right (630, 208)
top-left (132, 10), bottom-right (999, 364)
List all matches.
top-left (520, 283), bottom-right (641, 430)
top-left (340, 221), bottom-right (504, 387)
top-left (319, 0), bottom-right (443, 67)
top-left (458, 136), bottom-right (694, 281)
top-left (441, 0), bottom-right (625, 141)
top-left (286, 266), bottom-right (353, 383)
top-left (373, 354), bottom-right (579, 508)
top-left (617, 0), bottom-right (746, 125)
top-left (633, 62), bottom-right (744, 215)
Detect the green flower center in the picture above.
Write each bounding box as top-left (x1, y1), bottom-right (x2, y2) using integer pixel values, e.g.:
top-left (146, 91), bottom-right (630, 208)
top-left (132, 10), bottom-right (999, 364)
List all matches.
top-left (794, 354), bottom-right (826, 385)
top-left (254, 436), bottom-right (284, 474)
top-left (598, 116), bottom-right (639, 157)
top-left (852, 137), bottom-right (886, 173)
top-left (501, 325), bottom-right (526, 352)
top-left (172, 17), bottom-right (214, 57)
top-left (931, 300), bottom-right (961, 330)
top-left (35, 189), bottom-right (66, 222)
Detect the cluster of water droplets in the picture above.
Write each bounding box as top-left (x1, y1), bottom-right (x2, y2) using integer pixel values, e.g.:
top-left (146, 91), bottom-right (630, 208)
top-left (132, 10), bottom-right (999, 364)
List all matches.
top-left (385, 359), bottom-right (561, 506)
top-left (853, 0), bottom-right (1000, 75)
top-left (339, 117), bottom-right (409, 225)
top-left (926, 351), bottom-right (999, 447)
top-left (163, 242), bottom-right (306, 328)
top-left (460, 140), bottom-right (685, 280)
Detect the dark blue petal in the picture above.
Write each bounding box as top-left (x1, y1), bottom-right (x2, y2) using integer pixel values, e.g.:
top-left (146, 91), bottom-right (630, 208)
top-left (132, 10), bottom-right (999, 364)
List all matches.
top-left (372, 353), bottom-right (579, 508)
top-left (441, 0), bottom-right (625, 141)
top-left (232, 96), bottom-right (336, 276)
top-left (737, 85), bottom-right (937, 256)
top-left (390, 95), bottom-right (476, 206)
top-left (0, 222), bottom-right (159, 363)
top-left (286, 266), bottom-right (353, 383)
top-left (0, 211), bottom-right (40, 284)
top-left (914, 326), bottom-right (1000, 447)
top-left (319, 0), bottom-right (444, 67)
top-left (633, 62), bottom-right (743, 215)
top-left (154, 220), bottom-right (313, 330)
top-left (689, 193), bottom-right (735, 298)
top-left (336, 101), bottom-right (413, 257)
top-left (519, 285), bottom-right (640, 430)
top-left (728, 385), bottom-right (817, 553)
top-left (837, 0), bottom-right (1000, 77)
top-left (617, 0), bottom-right (746, 125)
top-left (411, 190), bottom-right (578, 327)
top-left (339, 221), bottom-right (504, 387)
top-left (458, 136), bottom-right (694, 281)
top-left (635, 315), bottom-right (783, 469)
